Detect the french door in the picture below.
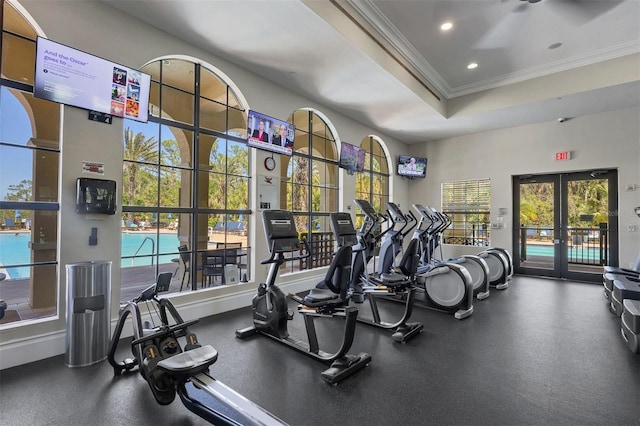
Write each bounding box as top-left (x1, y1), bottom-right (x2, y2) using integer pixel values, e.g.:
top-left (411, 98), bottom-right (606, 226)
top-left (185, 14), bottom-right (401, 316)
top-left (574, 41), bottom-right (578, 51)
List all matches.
top-left (513, 170), bottom-right (618, 282)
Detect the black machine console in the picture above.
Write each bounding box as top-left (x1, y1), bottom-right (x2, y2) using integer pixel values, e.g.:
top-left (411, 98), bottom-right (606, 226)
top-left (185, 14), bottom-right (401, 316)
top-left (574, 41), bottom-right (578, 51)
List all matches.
top-left (262, 210), bottom-right (300, 253)
top-left (330, 212), bottom-right (358, 247)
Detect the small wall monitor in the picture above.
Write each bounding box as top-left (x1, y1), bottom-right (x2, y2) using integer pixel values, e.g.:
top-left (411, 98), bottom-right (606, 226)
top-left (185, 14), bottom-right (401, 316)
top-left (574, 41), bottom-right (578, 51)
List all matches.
top-left (397, 155), bottom-right (427, 178)
top-left (247, 110), bottom-right (295, 156)
top-left (34, 37), bottom-right (151, 122)
top-left (338, 142), bottom-right (365, 173)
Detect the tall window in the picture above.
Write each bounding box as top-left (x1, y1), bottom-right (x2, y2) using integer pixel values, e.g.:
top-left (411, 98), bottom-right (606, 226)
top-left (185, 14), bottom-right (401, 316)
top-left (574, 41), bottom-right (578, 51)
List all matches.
top-left (0, 0), bottom-right (61, 323)
top-left (356, 136), bottom-right (389, 216)
top-left (441, 179), bottom-right (491, 246)
top-left (120, 59), bottom-right (248, 300)
top-left (281, 110), bottom-right (339, 272)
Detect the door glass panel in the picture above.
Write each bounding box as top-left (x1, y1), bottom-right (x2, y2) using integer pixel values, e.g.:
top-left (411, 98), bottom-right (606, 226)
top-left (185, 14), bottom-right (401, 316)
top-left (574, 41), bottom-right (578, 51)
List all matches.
top-left (518, 181), bottom-right (555, 270)
top-left (565, 177), bottom-right (609, 274)
top-left (515, 170), bottom-right (617, 281)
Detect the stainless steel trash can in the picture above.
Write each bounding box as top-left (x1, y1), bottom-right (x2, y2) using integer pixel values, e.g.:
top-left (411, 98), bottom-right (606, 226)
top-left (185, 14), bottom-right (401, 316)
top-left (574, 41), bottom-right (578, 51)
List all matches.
top-left (65, 261), bottom-right (112, 367)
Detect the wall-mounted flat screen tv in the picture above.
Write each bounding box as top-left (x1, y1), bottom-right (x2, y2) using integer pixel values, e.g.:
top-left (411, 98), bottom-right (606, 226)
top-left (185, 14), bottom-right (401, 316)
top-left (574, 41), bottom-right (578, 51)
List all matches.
top-left (339, 142), bottom-right (365, 173)
top-left (247, 110), bottom-right (294, 156)
top-left (34, 37), bottom-right (151, 122)
top-left (397, 155), bottom-right (427, 178)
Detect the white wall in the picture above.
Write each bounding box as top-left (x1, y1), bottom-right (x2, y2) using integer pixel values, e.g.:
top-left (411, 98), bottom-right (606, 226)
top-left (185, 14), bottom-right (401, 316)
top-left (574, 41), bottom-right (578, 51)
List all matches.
top-left (410, 107), bottom-right (640, 264)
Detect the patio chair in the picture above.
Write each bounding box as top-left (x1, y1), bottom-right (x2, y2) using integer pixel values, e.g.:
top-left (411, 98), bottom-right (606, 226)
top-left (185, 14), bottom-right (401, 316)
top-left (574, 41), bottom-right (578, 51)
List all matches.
top-left (215, 242), bottom-right (246, 281)
top-left (178, 245), bottom-right (190, 291)
top-left (3, 218), bottom-right (18, 230)
top-left (202, 248), bottom-right (238, 287)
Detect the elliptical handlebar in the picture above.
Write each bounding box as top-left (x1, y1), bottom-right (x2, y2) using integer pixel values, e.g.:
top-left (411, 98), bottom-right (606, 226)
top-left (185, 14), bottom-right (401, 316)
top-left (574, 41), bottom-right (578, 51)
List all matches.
top-left (374, 213), bottom-right (393, 241)
top-left (403, 210), bottom-right (418, 238)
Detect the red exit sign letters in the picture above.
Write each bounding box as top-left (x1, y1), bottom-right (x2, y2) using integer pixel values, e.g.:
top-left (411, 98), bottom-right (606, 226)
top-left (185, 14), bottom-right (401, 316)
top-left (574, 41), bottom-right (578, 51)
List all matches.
top-left (555, 151), bottom-right (571, 161)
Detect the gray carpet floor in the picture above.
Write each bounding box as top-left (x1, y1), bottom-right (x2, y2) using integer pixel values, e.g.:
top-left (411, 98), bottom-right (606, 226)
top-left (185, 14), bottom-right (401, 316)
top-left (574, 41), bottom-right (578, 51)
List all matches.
top-left (0, 275), bottom-right (638, 425)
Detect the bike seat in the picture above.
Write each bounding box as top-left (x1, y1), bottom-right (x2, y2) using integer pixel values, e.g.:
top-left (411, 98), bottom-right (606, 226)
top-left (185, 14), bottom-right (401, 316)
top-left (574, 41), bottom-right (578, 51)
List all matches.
top-left (379, 271), bottom-right (410, 287)
top-left (157, 345), bottom-right (218, 383)
top-left (303, 288), bottom-right (340, 307)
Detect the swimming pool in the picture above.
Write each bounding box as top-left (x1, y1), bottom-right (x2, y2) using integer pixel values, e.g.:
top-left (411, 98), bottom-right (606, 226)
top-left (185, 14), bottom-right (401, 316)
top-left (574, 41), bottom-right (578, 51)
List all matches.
top-left (0, 232), bottom-right (181, 279)
top-left (523, 244), bottom-right (605, 261)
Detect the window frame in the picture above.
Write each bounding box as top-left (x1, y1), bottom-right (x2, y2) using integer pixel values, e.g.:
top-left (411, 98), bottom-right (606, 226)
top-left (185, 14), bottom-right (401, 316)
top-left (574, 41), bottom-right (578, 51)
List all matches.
top-left (441, 178), bottom-right (491, 246)
top-left (120, 59), bottom-right (250, 299)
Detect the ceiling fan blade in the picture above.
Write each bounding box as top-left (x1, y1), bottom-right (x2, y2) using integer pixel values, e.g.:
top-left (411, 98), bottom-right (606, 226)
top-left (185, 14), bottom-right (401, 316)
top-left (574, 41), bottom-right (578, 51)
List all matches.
top-left (548, 0), bottom-right (624, 26)
top-left (473, 3), bottom-right (531, 49)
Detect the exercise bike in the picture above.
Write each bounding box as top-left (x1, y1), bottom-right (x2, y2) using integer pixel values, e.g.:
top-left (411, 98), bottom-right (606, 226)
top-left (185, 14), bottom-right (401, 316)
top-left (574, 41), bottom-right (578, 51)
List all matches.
top-left (235, 209), bottom-right (371, 385)
top-left (108, 272), bottom-right (286, 425)
top-left (412, 204), bottom-right (490, 301)
top-left (332, 200), bottom-right (423, 342)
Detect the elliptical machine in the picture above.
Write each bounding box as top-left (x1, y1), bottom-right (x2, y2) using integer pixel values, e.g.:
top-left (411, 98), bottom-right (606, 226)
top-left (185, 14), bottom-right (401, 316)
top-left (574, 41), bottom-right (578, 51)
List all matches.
top-left (478, 247), bottom-right (512, 290)
top-left (384, 204), bottom-right (473, 320)
top-left (331, 207), bottom-right (423, 343)
top-left (235, 210), bottom-right (371, 384)
top-left (376, 201), bottom-right (417, 275)
top-left (412, 204), bottom-right (490, 301)
top-left (108, 272), bottom-right (286, 425)
top-left (424, 205), bottom-right (511, 290)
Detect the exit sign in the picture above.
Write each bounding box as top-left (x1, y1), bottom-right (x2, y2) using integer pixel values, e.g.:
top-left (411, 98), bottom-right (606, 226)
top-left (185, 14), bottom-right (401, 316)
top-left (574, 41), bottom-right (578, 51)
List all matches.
top-left (555, 151), bottom-right (571, 161)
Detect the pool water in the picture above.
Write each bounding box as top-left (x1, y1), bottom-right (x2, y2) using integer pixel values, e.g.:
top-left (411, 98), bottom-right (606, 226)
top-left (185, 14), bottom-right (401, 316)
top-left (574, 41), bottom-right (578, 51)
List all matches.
top-left (0, 232), bottom-right (181, 279)
top-left (524, 244), bottom-right (604, 261)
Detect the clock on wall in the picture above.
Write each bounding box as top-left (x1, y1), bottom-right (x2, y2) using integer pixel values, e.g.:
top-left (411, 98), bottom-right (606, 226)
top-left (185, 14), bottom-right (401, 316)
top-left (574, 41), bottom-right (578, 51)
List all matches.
top-left (264, 155), bottom-right (276, 171)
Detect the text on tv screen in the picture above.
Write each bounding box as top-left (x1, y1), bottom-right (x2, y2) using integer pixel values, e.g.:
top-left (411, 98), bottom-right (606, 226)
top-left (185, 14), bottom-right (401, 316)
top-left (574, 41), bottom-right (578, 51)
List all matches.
top-left (34, 37), bottom-right (151, 122)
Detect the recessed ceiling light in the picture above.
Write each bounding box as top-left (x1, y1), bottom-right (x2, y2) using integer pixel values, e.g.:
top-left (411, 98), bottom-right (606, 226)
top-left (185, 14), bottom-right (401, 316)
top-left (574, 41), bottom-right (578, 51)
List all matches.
top-left (440, 22), bottom-right (453, 31)
top-left (467, 62), bottom-right (478, 70)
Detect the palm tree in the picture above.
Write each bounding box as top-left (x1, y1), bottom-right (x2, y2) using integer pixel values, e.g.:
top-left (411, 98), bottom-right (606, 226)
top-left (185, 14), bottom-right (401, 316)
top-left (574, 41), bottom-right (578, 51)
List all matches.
top-left (123, 127), bottom-right (157, 221)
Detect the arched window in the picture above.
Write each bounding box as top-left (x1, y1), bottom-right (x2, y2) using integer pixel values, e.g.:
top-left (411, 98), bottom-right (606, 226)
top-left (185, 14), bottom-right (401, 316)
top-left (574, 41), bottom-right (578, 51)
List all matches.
top-left (120, 58), bottom-right (249, 299)
top-left (356, 136), bottom-right (390, 217)
top-left (281, 109), bottom-right (339, 272)
top-left (0, 1), bottom-right (61, 323)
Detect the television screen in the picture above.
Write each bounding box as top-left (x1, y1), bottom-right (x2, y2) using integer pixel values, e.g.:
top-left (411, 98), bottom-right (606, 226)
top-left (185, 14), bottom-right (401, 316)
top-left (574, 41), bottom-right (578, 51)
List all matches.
top-left (397, 155), bottom-right (427, 178)
top-left (247, 110), bottom-right (294, 156)
top-left (338, 142), bottom-right (365, 173)
top-left (34, 37), bottom-right (151, 122)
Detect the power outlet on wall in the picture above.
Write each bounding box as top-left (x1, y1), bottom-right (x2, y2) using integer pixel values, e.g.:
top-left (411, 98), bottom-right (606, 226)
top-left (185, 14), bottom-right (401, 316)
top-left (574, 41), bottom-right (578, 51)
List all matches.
top-left (628, 225), bottom-right (637, 232)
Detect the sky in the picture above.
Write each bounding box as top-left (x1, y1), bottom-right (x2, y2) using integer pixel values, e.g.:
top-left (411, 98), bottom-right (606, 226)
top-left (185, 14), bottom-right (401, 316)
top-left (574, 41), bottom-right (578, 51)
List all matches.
top-left (1, 88), bottom-right (32, 200)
